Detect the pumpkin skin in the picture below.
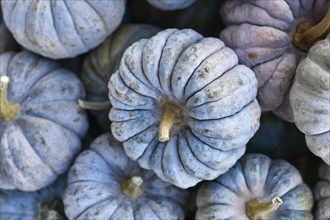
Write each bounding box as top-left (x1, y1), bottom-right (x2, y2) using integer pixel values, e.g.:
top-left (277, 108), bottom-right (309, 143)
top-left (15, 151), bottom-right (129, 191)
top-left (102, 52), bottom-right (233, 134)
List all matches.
top-left (81, 24), bottom-right (161, 131)
top-left (0, 51), bottom-right (88, 191)
top-left (219, 0), bottom-right (329, 122)
top-left (196, 154), bottom-right (314, 220)
top-left (0, 5), bottom-right (20, 54)
top-left (290, 35), bottom-right (330, 165)
top-left (146, 0), bottom-right (196, 11)
top-left (63, 133), bottom-right (189, 220)
top-left (108, 28), bottom-right (261, 188)
top-left (314, 163), bottom-right (330, 220)
top-left (1, 0), bottom-right (126, 59)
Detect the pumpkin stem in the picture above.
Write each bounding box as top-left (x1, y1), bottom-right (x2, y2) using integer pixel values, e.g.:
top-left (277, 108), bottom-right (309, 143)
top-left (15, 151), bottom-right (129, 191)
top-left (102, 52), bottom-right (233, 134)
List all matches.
top-left (158, 101), bottom-right (182, 142)
top-left (293, 7), bottom-right (330, 51)
top-left (121, 176), bottom-right (144, 199)
top-left (78, 99), bottom-right (111, 110)
top-left (246, 196), bottom-right (283, 220)
top-left (0, 76), bottom-right (20, 122)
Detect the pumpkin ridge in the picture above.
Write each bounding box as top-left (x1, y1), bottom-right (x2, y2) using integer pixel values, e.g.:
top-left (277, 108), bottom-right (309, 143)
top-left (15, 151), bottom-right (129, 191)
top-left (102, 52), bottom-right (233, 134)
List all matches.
top-left (150, 142), bottom-right (168, 181)
top-left (84, 0), bottom-right (108, 33)
top-left (23, 2), bottom-right (37, 52)
top-left (131, 129), bottom-right (158, 161)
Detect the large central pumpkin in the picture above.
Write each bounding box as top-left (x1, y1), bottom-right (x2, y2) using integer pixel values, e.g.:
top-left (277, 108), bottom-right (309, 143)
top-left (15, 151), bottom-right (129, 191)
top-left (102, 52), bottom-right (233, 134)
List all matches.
top-left (108, 28), bottom-right (261, 188)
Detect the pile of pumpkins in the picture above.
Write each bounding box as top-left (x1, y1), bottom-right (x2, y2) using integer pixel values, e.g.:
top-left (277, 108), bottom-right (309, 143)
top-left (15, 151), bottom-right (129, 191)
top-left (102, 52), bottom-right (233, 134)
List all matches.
top-left (0, 0), bottom-right (329, 219)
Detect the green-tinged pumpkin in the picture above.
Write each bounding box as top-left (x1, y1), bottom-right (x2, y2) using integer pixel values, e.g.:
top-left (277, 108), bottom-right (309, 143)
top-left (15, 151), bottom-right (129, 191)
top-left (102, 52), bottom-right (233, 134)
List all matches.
top-left (220, 0), bottom-right (329, 122)
top-left (0, 51), bottom-right (88, 191)
top-left (63, 133), bottom-right (189, 220)
top-left (128, 0), bottom-right (223, 37)
top-left (196, 154), bottom-right (314, 220)
top-left (247, 113), bottom-right (310, 160)
top-left (290, 34), bottom-right (330, 165)
top-left (314, 163), bottom-right (330, 220)
top-left (146, 0), bottom-right (196, 11)
top-left (109, 28), bottom-right (261, 188)
top-left (80, 24), bottom-right (161, 131)
top-left (1, 0), bottom-right (126, 59)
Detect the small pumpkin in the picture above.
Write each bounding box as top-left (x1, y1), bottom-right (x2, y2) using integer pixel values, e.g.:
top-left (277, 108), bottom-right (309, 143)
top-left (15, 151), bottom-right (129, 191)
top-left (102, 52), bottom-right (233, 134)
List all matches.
top-left (80, 24), bottom-right (161, 131)
top-left (0, 51), bottom-right (88, 191)
top-left (314, 163), bottom-right (330, 220)
top-left (146, 0), bottom-right (196, 11)
top-left (196, 153), bottom-right (314, 220)
top-left (109, 28), bottom-right (261, 188)
top-left (0, 5), bottom-right (20, 54)
top-left (63, 133), bottom-right (189, 220)
top-left (1, 0), bottom-right (126, 59)
top-left (290, 34), bottom-right (330, 165)
top-left (220, 0), bottom-right (330, 122)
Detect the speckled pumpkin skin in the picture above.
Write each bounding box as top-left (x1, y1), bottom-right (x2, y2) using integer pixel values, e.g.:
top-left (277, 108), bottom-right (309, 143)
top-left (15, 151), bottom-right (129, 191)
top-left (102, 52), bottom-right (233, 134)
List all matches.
top-left (220, 0), bottom-right (329, 122)
top-left (314, 163), bottom-right (330, 220)
top-left (0, 51), bottom-right (88, 191)
top-left (196, 154), bottom-right (314, 220)
top-left (1, 0), bottom-right (126, 59)
top-left (290, 35), bottom-right (330, 165)
top-left (147, 0), bottom-right (196, 11)
top-left (81, 24), bottom-right (160, 131)
top-left (63, 133), bottom-right (189, 220)
top-left (108, 28), bottom-right (261, 188)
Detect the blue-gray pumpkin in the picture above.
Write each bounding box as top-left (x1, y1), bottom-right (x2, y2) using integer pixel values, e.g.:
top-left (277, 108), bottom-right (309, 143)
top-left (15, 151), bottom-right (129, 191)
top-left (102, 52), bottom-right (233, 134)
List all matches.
top-left (314, 163), bottom-right (330, 220)
top-left (1, 0), bottom-right (126, 59)
top-left (290, 34), bottom-right (330, 165)
top-left (220, 0), bottom-right (329, 122)
top-left (0, 51), bottom-right (88, 191)
top-left (146, 0), bottom-right (196, 11)
top-left (196, 154), bottom-right (314, 220)
top-left (80, 24), bottom-right (161, 131)
top-left (108, 28), bottom-right (261, 188)
top-left (0, 4), bottom-right (20, 54)
top-left (63, 133), bottom-right (189, 220)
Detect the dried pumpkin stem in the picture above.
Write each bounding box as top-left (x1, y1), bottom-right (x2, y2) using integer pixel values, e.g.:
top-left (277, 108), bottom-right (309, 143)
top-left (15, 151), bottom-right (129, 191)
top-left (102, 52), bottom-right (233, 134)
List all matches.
top-left (293, 7), bottom-right (330, 51)
top-left (121, 176), bottom-right (144, 199)
top-left (158, 101), bottom-right (182, 142)
top-left (78, 99), bottom-right (111, 110)
top-left (246, 196), bottom-right (283, 220)
top-left (0, 76), bottom-right (20, 122)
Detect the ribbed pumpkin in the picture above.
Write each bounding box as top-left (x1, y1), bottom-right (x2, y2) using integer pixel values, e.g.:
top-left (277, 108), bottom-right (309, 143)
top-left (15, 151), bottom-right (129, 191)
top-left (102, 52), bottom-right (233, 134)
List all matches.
top-left (0, 51), bottom-right (88, 191)
top-left (1, 0), bottom-right (126, 59)
top-left (314, 163), bottom-right (330, 220)
top-left (80, 24), bottom-right (160, 131)
top-left (196, 154), bottom-right (314, 220)
top-left (146, 0), bottom-right (196, 11)
top-left (290, 34), bottom-right (330, 165)
top-left (220, 0), bottom-right (330, 122)
top-left (0, 5), bottom-right (20, 54)
top-left (109, 28), bottom-right (261, 188)
top-left (63, 133), bottom-right (189, 220)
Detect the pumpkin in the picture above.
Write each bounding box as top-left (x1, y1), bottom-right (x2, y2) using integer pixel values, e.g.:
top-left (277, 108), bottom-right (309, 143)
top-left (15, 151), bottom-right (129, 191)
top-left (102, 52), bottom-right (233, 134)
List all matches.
top-left (1, 0), bottom-right (126, 59)
top-left (63, 132), bottom-right (189, 220)
top-left (0, 5), bottom-right (20, 54)
top-left (220, 0), bottom-right (330, 122)
top-left (314, 163), bottom-right (330, 220)
top-left (246, 112), bottom-right (310, 160)
top-left (0, 51), bottom-right (88, 191)
top-left (0, 175), bottom-right (67, 220)
top-left (108, 28), bottom-right (261, 188)
top-left (146, 0), bottom-right (196, 11)
top-left (290, 34), bottom-right (330, 165)
top-left (80, 24), bottom-right (161, 131)
top-left (196, 153), bottom-right (314, 220)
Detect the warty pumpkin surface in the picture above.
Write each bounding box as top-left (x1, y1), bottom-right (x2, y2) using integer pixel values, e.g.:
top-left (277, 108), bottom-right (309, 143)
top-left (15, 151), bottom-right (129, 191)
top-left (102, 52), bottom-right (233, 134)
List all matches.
top-left (63, 133), bottom-right (189, 220)
top-left (108, 28), bottom-right (261, 188)
top-left (196, 153), bottom-right (314, 220)
top-left (1, 0), bottom-right (126, 59)
top-left (314, 163), bottom-right (330, 220)
top-left (0, 51), bottom-right (88, 191)
top-left (220, 0), bottom-right (329, 122)
top-left (290, 34), bottom-right (330, 165)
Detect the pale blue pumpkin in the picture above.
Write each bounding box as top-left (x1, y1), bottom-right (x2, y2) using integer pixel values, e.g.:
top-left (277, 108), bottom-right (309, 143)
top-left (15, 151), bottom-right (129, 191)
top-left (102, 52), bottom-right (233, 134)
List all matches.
top-left (1, 0), bottom-right (126, 59)
top-left (0, 51), bottom-right (88, 191)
